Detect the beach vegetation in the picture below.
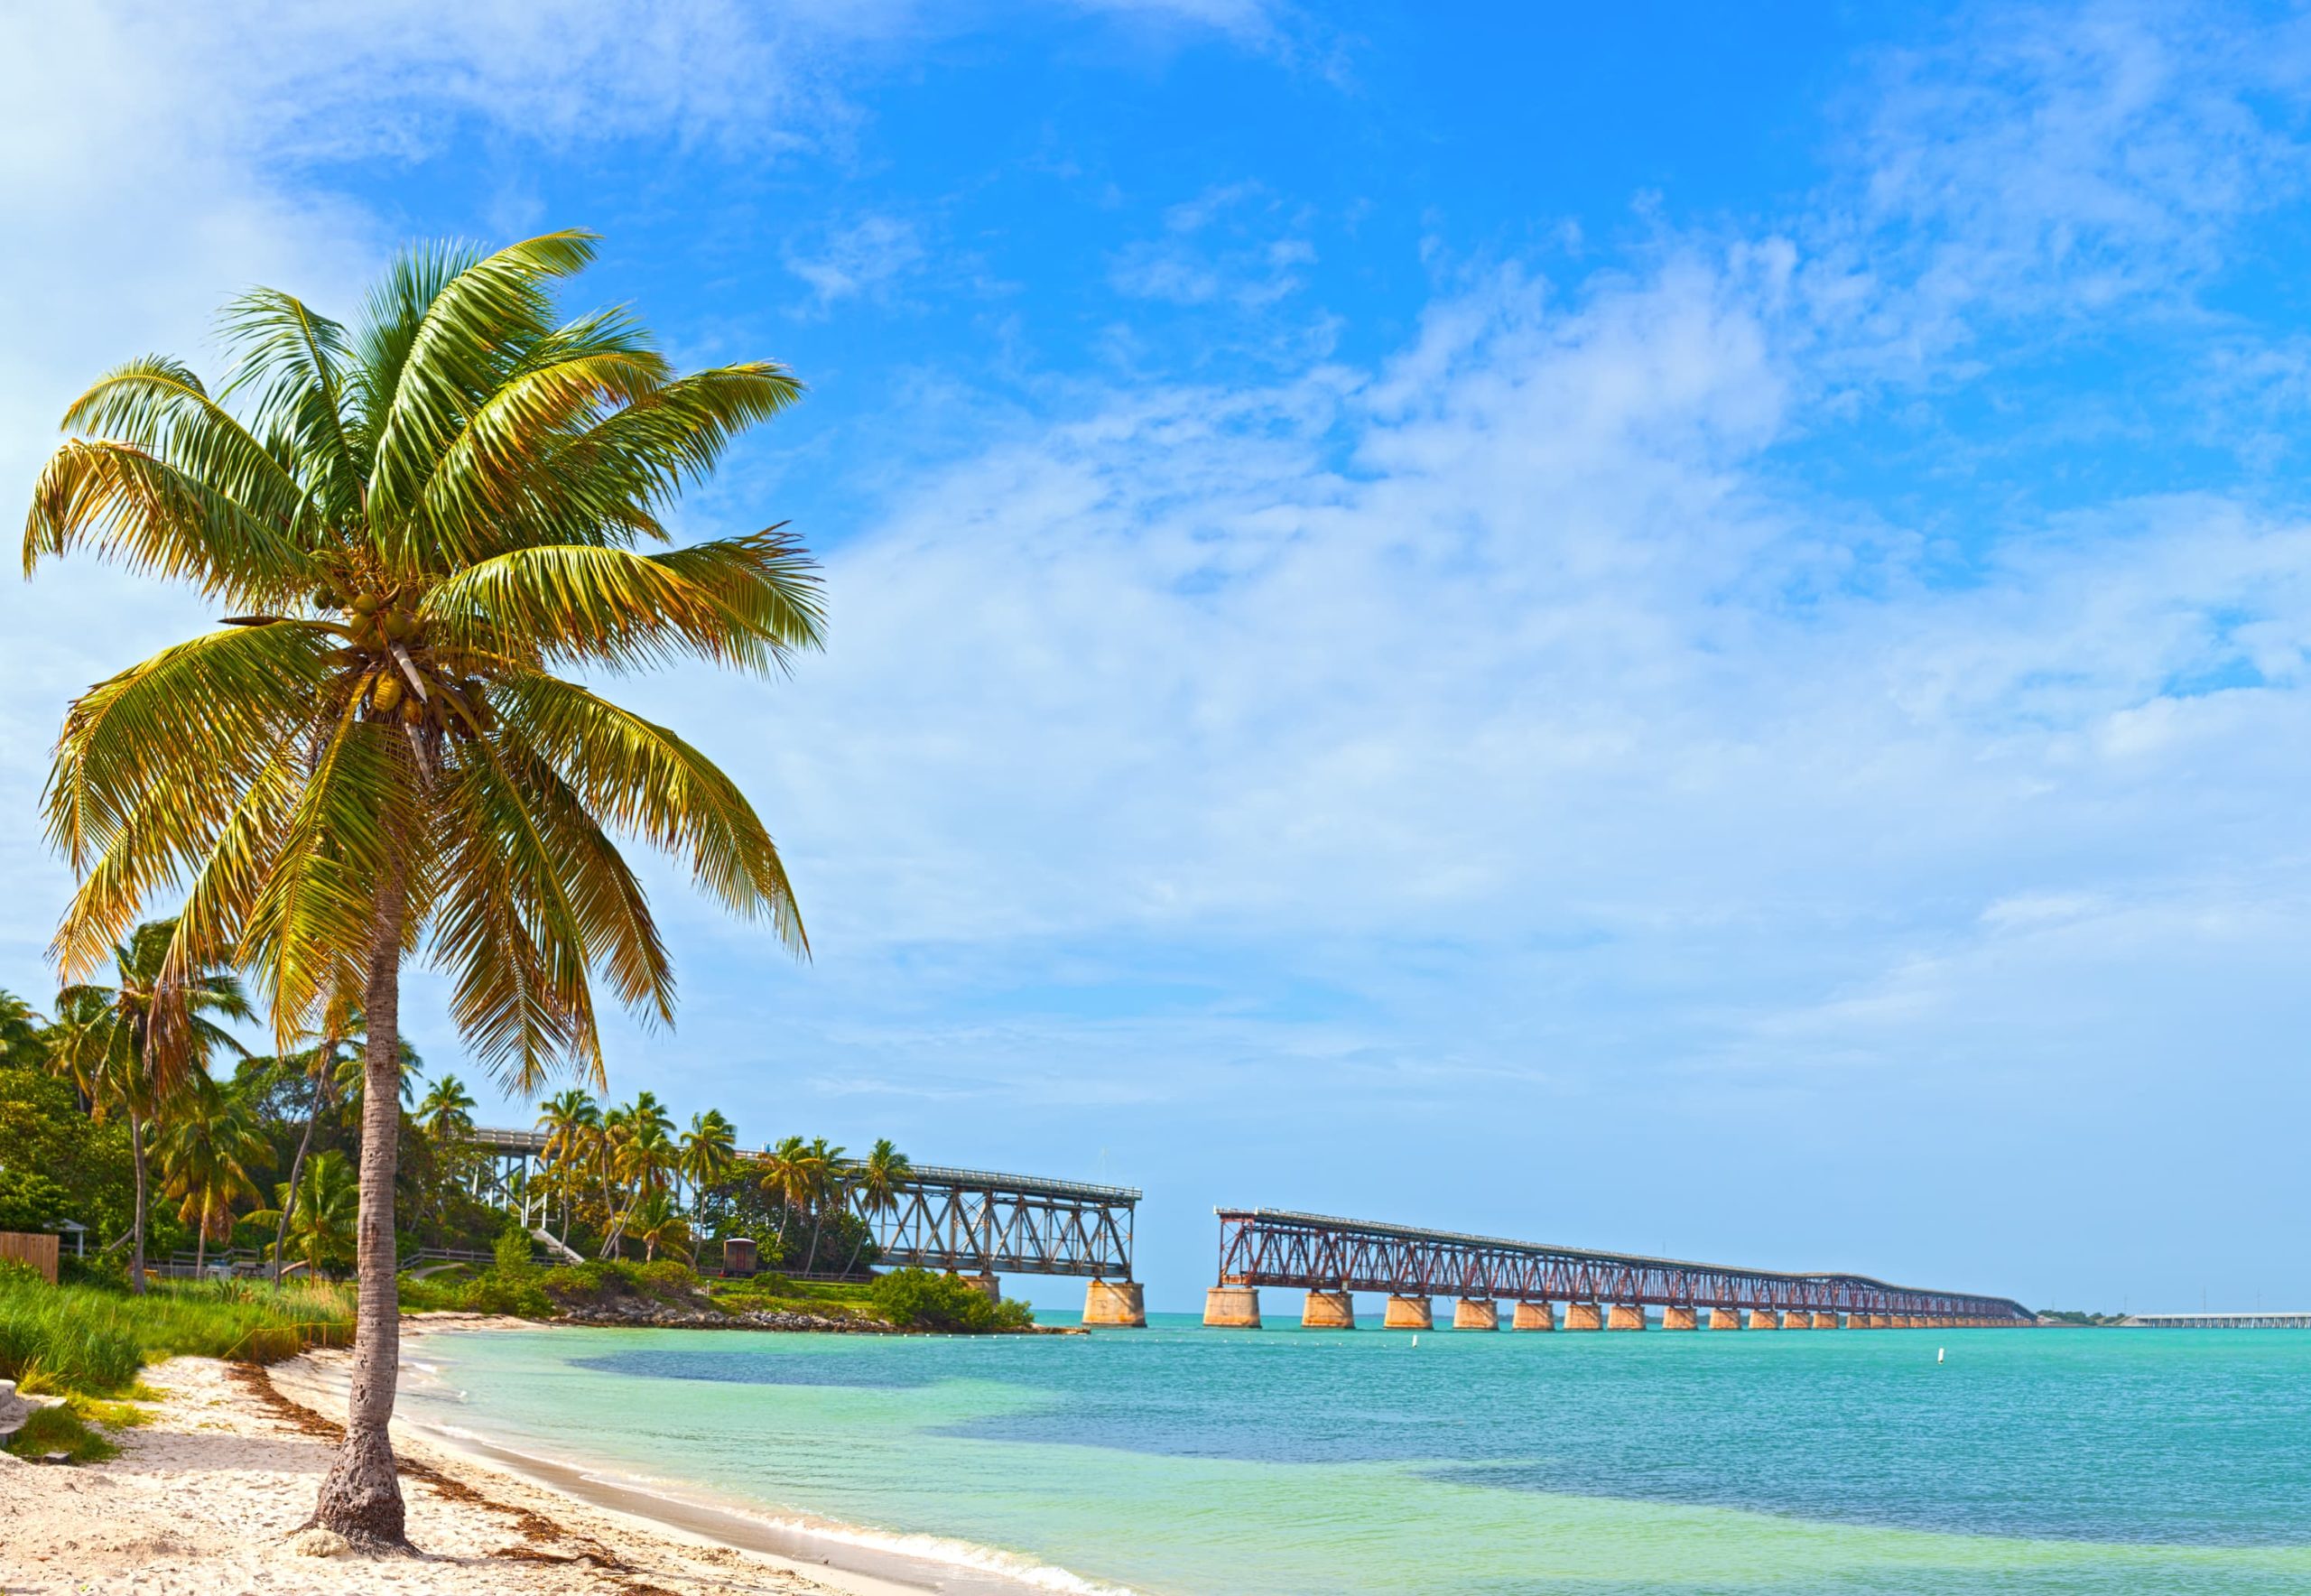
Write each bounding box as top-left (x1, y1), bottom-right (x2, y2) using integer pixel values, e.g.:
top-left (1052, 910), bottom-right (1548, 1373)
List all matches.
top-left (0, 1270), bottom-right (351, 1398)
top-left (5, 1401), bottom-right (119, 1463)
top-left (870, 1267), bottom-right (1035, 1332)
top-left (23, 228), bottom-right (821, 1545)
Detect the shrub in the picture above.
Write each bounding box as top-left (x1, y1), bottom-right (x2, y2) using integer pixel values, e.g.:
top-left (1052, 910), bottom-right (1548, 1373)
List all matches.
top-left (869, 1267), bottom-right (1036, 1332)
top-left (636, 1259), bottom-right (699, 1295)
top-left (494, 1224), bottom-right (535, 1276)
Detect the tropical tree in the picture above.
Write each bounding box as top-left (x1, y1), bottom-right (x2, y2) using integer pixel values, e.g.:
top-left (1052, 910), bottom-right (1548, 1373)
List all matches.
top-left (248, 1149), bottom-right (359, 1277)
top-left (678, 1108), bottom-right (736, 1219)
top-left (842, 1137), bottom-right (909, 1277)
top-left (535, 1087), bottom-right (599, 1239)
top-left (759, 1134), bottom-right (809, 1253)
top-left (414, 1073), bottom-right (477, 1144)
top-left (600, 1091), bottom-right (675, 1257)
top-left (797, 1136), bottom-right (845, 1275)
top-left (628, 1189), bottom-right (692, 1264)
top-left (0, 992), bottom-right (46, 1070)
top-left (43, 919), bottom-right (252, 1291)
top-left (160, 1071), bottom-right (268, 1273)
top-left (268, 1001), bottom-right (362, 1285)
top-left (24, 231), bottom-right (820, 1545)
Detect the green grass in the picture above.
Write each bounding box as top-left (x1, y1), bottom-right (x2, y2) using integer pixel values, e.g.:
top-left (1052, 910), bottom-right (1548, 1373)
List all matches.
top-left (0, 1273), bottom-right (353, 1397)
top-left (4, 1401), bottom-right (119, 1463)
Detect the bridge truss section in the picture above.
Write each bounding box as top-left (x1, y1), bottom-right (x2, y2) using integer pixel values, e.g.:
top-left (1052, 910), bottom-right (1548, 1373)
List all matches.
top-left (1216, 1208), bottom-right (2031, 1322)
top-left (876, 1167), bottom-right (1140, 1281)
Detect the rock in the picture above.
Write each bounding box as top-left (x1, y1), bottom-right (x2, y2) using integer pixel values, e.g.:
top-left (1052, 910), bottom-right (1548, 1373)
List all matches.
top-left (289, 1527), bottom-right (352, 1558)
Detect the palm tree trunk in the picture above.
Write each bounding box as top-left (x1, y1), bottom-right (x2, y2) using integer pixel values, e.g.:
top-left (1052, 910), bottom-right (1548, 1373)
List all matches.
top-left (274, 1065), bottom-right (329, 1287)
top-left (311, 860), bottom-right (408, 1547)
top-left (128, 1106), bottom-right (149, 1295)
top-left (195, 1198), bottom-right (209, 1276)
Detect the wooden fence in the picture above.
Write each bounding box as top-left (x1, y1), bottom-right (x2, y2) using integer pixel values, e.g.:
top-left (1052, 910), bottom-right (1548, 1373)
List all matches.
top-left (0, 1231), bottom-right (60, 1285)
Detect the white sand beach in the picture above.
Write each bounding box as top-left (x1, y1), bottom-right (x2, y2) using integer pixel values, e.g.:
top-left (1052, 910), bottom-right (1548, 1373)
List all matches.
top-left (0, 1326), bottom-right (923, 1596)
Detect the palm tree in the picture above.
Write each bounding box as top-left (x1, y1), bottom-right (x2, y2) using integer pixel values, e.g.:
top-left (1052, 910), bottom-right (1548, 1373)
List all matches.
top-left (414, 1073), bottom-right (477, 1144)
top-left (842, 1137), bottom-right (909, 1277)
top-left (601, 1098), bottom-right (676, 1257)
top-left (628, 1189), bottom-right (692, 1265)
top-left (0, 991), bottom-right (46, 1070)
top-left (248, 1150), bottom-right (359, 1277)
top-left (759, 1134), bottom-right (809, 1257)
top-left (678, 1109), bottom-right (736, 1221)
top-left (44, 919), bottom-right (252, 1292)
top-left (535, 1088), bottom-right (599, 1239)
top-left (160, 1072), bottom-right (267, 1274)
top-left (269, 1000), bottom-right (363, 1285)
top-left (798, 1136), bottom-right (845, 1276)
top-left (25, 231), bottom-right (820, 1545)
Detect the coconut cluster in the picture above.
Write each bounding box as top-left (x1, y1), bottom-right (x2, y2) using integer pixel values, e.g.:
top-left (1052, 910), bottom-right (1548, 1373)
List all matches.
top-left (319, 586), bottom-right (494, 738)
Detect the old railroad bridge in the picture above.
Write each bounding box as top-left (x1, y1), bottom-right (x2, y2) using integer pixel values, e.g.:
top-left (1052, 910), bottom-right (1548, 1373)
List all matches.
top-left (470, 1127), bottom-right (1151, 1325)
top-left (1203, 1209), bottom-right (2035, 1330)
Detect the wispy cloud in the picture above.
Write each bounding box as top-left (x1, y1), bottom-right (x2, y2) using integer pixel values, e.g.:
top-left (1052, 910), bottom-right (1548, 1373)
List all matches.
top-left (783, 215), bottom-right (928, 313)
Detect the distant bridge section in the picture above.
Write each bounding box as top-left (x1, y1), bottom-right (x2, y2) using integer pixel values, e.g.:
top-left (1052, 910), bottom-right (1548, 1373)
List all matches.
top-left (467, 1127), bottom-right (1148, 1326)
top-left (1205, 1208), bottom-right (2032, 1331)
top-left (2123, 1312), bottom-right (2311, 1329)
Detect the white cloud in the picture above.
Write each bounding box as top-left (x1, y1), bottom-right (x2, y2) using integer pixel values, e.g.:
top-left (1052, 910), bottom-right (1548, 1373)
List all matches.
top-left (783, 215), bottom-right (928, 312)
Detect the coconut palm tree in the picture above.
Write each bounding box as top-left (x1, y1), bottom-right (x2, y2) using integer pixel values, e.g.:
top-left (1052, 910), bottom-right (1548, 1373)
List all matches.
top-left (160, 1072), bottom-right (268, 1274)
top-left (601, 1098), bottom-right (676, 1257)
top-left (414, 1073), bottom-right (476, 1144)
top-left (796, 1136), bottom-right (845, 1276)
top-left (535, 1088), bottom-right (599, 1239)
top-left (842, 1137), bottom-right (909, 1277)
top-left (628, 1189), bottom-right (692, 1265)
top-left (248, 1149), bottom-right (359, 1277)
top-left (759, 1134), bottom-right (808, 1257)
top-left (677, 1109), bottom-right (736, 1220)
top-left (24, 231), bottom-right (819, 1545)
top-left (44, 919), bottom-right (253, 1292)
top-left (0, 992), bottom-right (46, 1070)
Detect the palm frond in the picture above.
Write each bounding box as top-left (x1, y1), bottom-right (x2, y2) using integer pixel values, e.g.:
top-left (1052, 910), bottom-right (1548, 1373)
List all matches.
top-left (496, 673), bottom-right (806, 951)
top-left (24, 438), bottom-right (315, 602)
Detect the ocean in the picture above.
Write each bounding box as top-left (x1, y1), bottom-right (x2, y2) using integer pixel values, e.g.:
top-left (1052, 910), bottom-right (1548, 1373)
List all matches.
top-left (400, 1313), bottom-right (2311, 1594)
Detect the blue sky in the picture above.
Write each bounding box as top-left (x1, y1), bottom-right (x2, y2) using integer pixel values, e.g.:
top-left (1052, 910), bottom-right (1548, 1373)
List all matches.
top-left (5, 1), bottom-right (2309, 1314)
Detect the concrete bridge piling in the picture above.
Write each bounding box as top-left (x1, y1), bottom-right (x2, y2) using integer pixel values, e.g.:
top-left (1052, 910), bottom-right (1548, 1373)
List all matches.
top-left (1512, 1300), bottom-right (1555, 1331)
top-left (1202, 1285), bottom-right (1262, 1328)
top-left (1662, 1305), bottom-right (1698, 1331)
top-left (1082, 1279), bottom-right (1146, 1327)
top-left (1710, 1307), bottom-right (1743, 1329)
top-left (1564, 1302), bottom-right (1604, 1331)
top-left (1383, 1294), bottom-right (1434, 1331)
top-left (1302, 1288), bottom-right (1356, 1329)
top-left (1748, 1308), bottom-right (1781, 1329)
top-left (1453, 1298), bottom-right (1500, 1331)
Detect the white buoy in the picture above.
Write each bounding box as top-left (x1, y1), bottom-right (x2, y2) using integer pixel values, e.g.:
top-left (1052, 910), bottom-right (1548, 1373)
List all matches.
top-left (1936, 1347), bottom-right (1945, 1363)
top-left (1411, 1334), bottom-right (1419, 1348)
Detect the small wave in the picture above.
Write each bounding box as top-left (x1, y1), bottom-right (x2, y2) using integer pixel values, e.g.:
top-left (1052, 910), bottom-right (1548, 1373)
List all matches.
top-left (406, 1418), bottom-right (1143, 1596)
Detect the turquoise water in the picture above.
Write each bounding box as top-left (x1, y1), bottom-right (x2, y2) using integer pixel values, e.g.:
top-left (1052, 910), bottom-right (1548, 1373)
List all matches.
top-left (409, 1314), bottom-right (2311, 1594)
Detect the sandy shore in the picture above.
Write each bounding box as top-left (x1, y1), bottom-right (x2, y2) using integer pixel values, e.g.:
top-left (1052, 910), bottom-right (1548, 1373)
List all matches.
top-left (0, 1322), bottom-right (923, 1596)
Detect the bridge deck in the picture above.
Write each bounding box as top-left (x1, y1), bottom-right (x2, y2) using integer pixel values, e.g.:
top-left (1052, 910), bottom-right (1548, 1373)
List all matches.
top-left (1217, 1207), bottom-right (2030, 1322)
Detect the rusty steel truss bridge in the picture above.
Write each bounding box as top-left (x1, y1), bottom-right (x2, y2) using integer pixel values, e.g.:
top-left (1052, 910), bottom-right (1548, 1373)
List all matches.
top-left (1209, 1208), bottom-right (2032, 1327)
top-left (467, 1127), bottom-right (1144, 1318)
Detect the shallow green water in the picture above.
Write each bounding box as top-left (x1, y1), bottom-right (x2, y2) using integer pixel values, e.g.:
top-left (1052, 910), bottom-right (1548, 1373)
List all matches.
top-left (407, 1314), bottom-right (2311, 1594)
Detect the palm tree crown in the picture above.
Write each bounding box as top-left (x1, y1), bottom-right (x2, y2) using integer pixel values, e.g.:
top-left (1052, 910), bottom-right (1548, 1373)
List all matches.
top-left (24, 230), bottom-right (822, 1545)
